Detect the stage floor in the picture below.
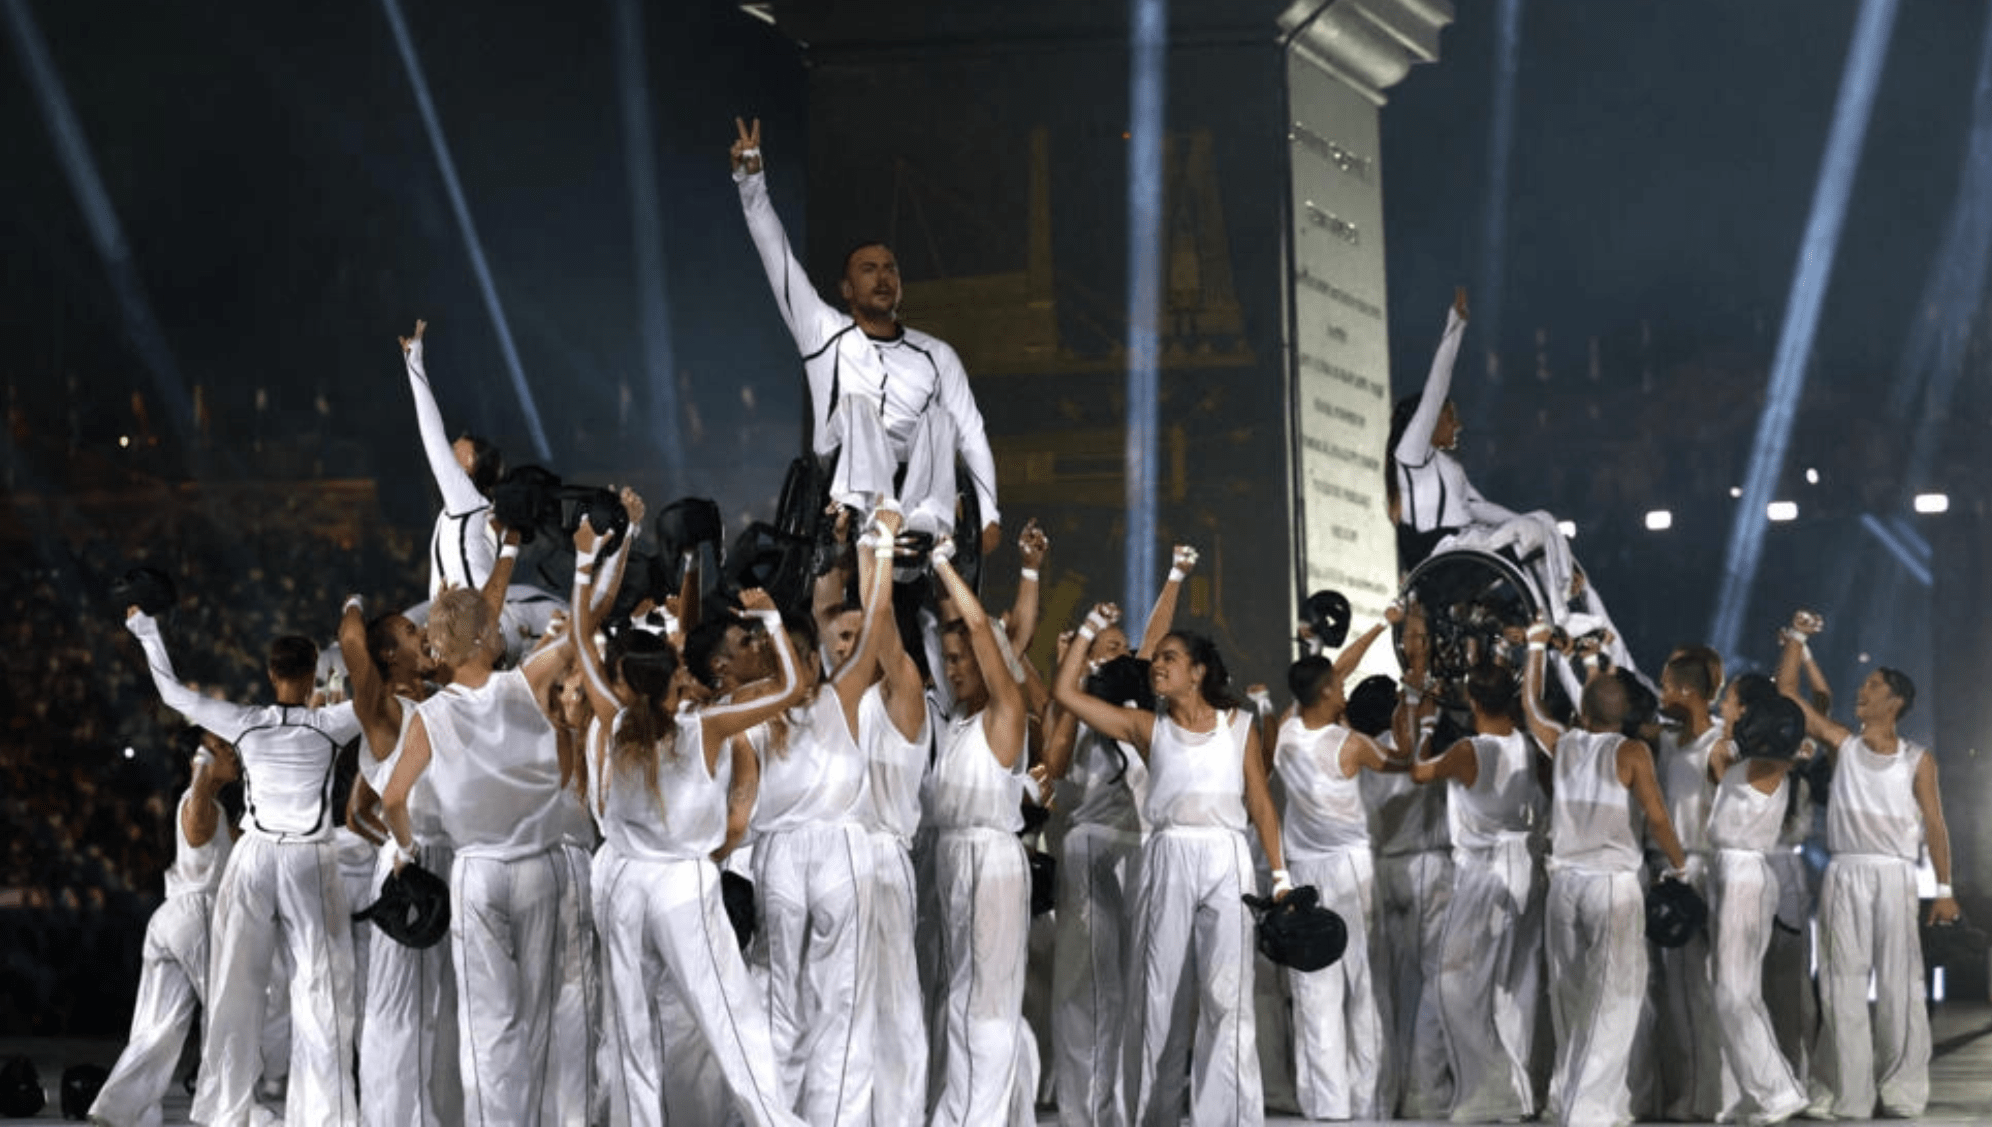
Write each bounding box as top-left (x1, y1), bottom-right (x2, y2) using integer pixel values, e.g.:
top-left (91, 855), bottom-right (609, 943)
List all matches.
top-left (4, 1001), bottom-right (1988, 1124)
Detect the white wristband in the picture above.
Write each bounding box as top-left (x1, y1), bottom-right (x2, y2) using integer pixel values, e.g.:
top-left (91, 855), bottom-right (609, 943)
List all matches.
top-left (1935, 883), bottom-right (1955, 899)
top-left (499, 543), bottom-right (520, 561)
top-left (574, 548), bottom-right (600, 571)
top-left (1527, 640), bottom-right (1546, 652)
top-left (748, 608), bottom-right (782, 628)
top-left (1167, 568), bottom-right (1187, 583)
top-left (1271, 869), bottom-right (1294, 896)
top-left (1019, 567), bottom-right (1039, 582)
top-left (343, 595), bottom-right (364, 616)
top-left (1402, 685), bottom-right (1422, 705)
top-left (393, 839), bottom-right (419, 867)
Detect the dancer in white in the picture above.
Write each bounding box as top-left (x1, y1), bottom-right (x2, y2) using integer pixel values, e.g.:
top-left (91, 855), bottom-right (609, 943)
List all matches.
top-left (1777, 611), bottom-right (1957, 1119)
top-left (571, 515), bottom-right (808, 1127)
top-left (1272, 607), bottom-right (1400, 1122)
top-left (1649, 647), bottom-right (1724, 1120)
top-left (125, 607), bottom-right (364, 1126)
top-left (1703, 676), bottom-right (1809, 1126)
top-left (379, 569), bottom-right (576, 1127)
top-left (925, 537), bottom-right (1038, 1125)
top-left (1520, 626), bottom-right (1689, 1127)
top-left (1037, 544), bottom-right (1191, 1127)
top-left (1054, 605), bottom-right (1289, 1127)
top-left (1409, 661), bottom-right (1545, 1123)
top-left (88, 734), bottom-right (237, 1127)
top-left (730, 118), bottom-right (1000, 546)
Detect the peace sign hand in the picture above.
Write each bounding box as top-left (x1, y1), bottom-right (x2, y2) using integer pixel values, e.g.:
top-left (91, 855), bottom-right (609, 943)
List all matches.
top-left (731, 117), bottom-right (763, 175)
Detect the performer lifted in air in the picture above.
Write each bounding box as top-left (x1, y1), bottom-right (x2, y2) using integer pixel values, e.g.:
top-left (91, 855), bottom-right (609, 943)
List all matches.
top-left (731, 117), bottom-right (1001, 552)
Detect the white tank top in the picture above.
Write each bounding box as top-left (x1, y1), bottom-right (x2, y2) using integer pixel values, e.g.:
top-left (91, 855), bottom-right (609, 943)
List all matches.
top-left (750, 691), bottom-right (869, 833)
top-left (1826, 733), bottom-right (1925, 861)
top-left (358, 697), bottom-right (448, 841)
top-left (1657, 720), bottom-right (1722, 854)
top-left (1548, 730), bottom-right (1643, 873)
top-left (1066, 724), bottom-right (1143, 835)
top-left (417, 669), bottom-right (568, 860)
top-left (1708, 761), bottom-right (1788, 852)
top-left (163, 789), bottom-right (232, 899)
top-left (1363, 732), bottom-right (1450, 855)
top-left (1275, 717), bottom-right (1369, 857)
top-left (1448, 731), bottom-right (1543, 849)
top-left (1144, 709), bottom-right (1250, 833)
top-left (857, 684), bottom-right (928, 841)
top-left (601, 712), bottom-right (730, 861)
top-left (928, 705), bottom-right (1025, 832)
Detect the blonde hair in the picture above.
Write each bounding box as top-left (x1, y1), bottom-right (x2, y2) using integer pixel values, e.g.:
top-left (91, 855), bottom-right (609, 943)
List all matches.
top-left (426, 588), bottom-right (497, 668)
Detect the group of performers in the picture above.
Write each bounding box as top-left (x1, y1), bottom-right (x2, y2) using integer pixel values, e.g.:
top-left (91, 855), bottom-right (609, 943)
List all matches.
top-left (82, 120), bottom-right (1960, 1127)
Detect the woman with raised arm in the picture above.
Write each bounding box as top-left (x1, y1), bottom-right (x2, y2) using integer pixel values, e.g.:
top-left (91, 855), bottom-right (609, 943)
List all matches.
top-left (924, 534), bottom-right (1038, 1126)
top-left (1052, 602), bottom-right (1288, 1127)
top-left (568, 510), bottom-right (808, 1127)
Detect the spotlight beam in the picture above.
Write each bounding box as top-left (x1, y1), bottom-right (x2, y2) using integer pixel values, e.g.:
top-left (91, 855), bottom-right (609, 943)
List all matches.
top-left (1477, 0), bottom-right (1524, 394)
top-left (379, 0), bottom-right (553, 462)
top-left (3, 0), bottom-right (199, 458)
top-left (1708, 0), bottom-right (1899, 656)
top-left (610, 0), bottom-right (686, 489)
top-left (1124, 0), bottom-right (1167, 623)
top-left (1859, 514), bottom-right (1933, 587)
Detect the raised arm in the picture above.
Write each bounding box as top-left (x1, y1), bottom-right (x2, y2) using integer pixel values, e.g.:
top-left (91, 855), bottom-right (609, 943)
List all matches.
top-left (1051, 603), bottom-right (1155, 750)
top-left (1332, 599), bottom-right (1404, 686)
top-left (873, 539), bottom-right (930, 744)
top-left (1775, 610), bottom-right (1849, 748)
top-left (933, 540), bottom-right (1025, 769)
top-left (699, 590), bottom-right (808, 753)
top-left (336, 597), bottom-right (399, 764)
top-left (731, 118), bottom-right (845, 367)
top-left (1135, 546), bottom-right (1196, 659)
top-left (1005, 519), bottom-right (1048, 656)
top-left (1394, 289), bottom-right (1468, 468)
top-left (400, 320), bottom-right (486, 517)
top-left (182, 734), bottom-right (237, 849)
top-left (571, 517), bottom-right (630, 725)
top-left (125, 610), bottom-right (257, 743)
top-left (1411, 738), bottom-right (1479, 787)
top-left (832, 507), bottom-right (902, 722)
top-left (1520, 620), bottom-right (1567, 754)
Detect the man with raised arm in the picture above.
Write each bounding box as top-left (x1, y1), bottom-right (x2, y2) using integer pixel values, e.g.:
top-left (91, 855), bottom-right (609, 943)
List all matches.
top-left (1777, 610), bottom-right (1956, 1120)
top-left (730, 117), bottom-right (1001, 552)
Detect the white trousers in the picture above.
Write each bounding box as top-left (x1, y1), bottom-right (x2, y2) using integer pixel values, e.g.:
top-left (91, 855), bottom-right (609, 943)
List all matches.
top-left (589, 845), bottom-right (629, 1127)
top-left (830, 392), bottom-right (958, 534)
top-left (542, 842), bottom-right (599, 1127)
top-left (1438, 840), bottom-right (1541, 1123)
top-left (753, 821), bottom-right (876, 1126)
top-left (193, 835), bottom-right (357, 1127)
top-left (1125, 828), bottom-right (1262, 1127)
top-left (604, 854), bottom-right (804, 1127)
top-left (1809, 855), bottom-right (1931, 1118)
top-left (1050, 824), bottom-right (1139, 1127)
top-left (91, 893), bottom-right (211, 1127)
top-left (359, 842), bottom-right (461, 1127)
top-left (868, 831), bottom-right (928, 1127)
top-left (1710, 850), bottom-right (1808, 1123)
top-left (1652, 854), bottom-right (1722, 1120)
top-left (1763, 847), bottom-right (1815, 1084)
top-left (1544, 868), bottom-right (1644, 1127)
top-left (1288, 849), bottom-right (1384, 1120)
top-left (1374, 849), bottom-right (1454, 1117)
top-left (452, 850), bottom-right (561, 1127)
top-left (929, 826), bottom-right (1038, 1127)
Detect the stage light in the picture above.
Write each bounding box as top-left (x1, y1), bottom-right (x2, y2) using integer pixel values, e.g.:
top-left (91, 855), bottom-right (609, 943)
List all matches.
top-left (1556, 519), bottom-right (1575, 539)
top-left (122, 747), bottom-right (134, 760)
top-left (378, 0), bottom-right (551, 461)
top-left (1914, 492), bottom-right (1949, 513)
top-left (611, 0), bottom-right (686, 486)
top-left (118, 435), bottom-right (129, 449)
top-left (1709, 0), bottom-right (1899, 657)
top-left (1123, 0), bottom-right (1167, 620)
top-left (1767, 501), bottom-right (1799, 522)
top-left (1729, 486), bottom-right (1742, 498)
top-left (1805, 467), bottom-right (1819, 484)
top-left (1644, 510), bottom-right (1672, 531)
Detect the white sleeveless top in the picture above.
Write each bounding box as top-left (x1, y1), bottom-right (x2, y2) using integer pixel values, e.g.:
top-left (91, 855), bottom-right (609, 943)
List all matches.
top-left (601, 712), bottom-right (730, 862)
top-left (1548, 730), bottom-right (1643, 873)
top-left (1066, 724), bottom-right (1144, 836)
top-left (1708, 760), bottom-right (1789, 852)
top-left (359, 697), bottom-right (448, 841)
top-left (163, 789), bottom-right (232, 899)
top-left (929, 705), bottom-right (1025, 833)
top-left (750, 691), bottom-right (869, 833)
top-left (1144, 709), bottom-right (1251, 834)
top-left (1363, 731), bottom-right (1450, 856)
top-left (1449, 731), bottom-right (1543, 849)
top-left (1657, 720), bottom-right (1723, 855)
top-left (1826, 733), bottom-right (1926, 861)
top-left (417, 669), bottom-right (566, 861)
top-left (1275, 717), bottom-right (1369, 857)
top-left (857, 684), bottom-right (928, 841)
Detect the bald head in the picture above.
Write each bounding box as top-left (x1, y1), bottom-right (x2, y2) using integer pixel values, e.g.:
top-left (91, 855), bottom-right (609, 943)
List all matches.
top-left (1581, 674), bottom-right (1629, 730)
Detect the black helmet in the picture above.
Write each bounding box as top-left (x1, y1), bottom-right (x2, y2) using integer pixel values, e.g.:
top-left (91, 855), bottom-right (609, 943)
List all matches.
top-left (1735, 696), bottom-right (1805, 762)
top-left (1028, 850), bottom-right (1058, 917)
top-left (0, 1056), bottom-right (43, 1117)
top-left (61, 1063), bottom-right (109, 1118)
top-left (1243, 884), bottom-right (1348, 972)
top-left (353, 862), bottom-right (452, 949)
top-left (1303, 590), bottom-right (1352, 649)
top-left (1645, 876), bottom-right (1708, 948)
top-left (720, 870), bottom-right (758, 951)
top-left (110, 566), bottom-right (178, 617)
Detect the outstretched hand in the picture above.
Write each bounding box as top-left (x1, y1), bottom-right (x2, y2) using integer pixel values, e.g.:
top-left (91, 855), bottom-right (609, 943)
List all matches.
top-left (399, 319), bottom-right (427, 356)
top-left (1452, 286), bottom-right (1469, 321)
top-left (731, 117), bottom-right (763, 175)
